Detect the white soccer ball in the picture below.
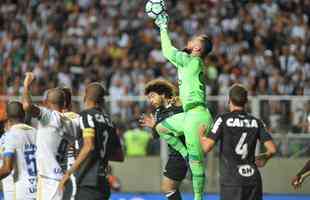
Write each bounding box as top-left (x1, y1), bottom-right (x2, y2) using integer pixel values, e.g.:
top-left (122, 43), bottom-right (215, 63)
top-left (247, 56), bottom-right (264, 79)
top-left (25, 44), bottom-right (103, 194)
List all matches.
top-left (145, 0), bottom-right (166, 19)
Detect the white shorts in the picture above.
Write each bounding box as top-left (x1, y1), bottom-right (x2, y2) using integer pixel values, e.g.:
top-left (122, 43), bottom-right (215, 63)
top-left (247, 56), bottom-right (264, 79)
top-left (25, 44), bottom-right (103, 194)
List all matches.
top-left (15, 178), bottom-right (37, 200)
top-left (3, 190), bottom-right (36, 200)
top-left (37, 176), bottom-right (63, 200)
top-left (3, 190), bottom-right (14, 200)
top-left (2, 175), bottom-right (14, 200)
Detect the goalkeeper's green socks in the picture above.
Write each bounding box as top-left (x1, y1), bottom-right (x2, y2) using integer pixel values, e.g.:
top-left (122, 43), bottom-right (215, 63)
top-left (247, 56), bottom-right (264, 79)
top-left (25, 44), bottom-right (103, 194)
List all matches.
top-left (190, 160), bottom-right (205, 200)
top-left (160, 134), bottom-right (188, 158)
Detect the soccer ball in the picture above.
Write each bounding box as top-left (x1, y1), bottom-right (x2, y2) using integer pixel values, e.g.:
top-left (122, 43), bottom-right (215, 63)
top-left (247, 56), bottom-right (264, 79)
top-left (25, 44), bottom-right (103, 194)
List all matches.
top-left (145, 0), bottom-right (166, 19)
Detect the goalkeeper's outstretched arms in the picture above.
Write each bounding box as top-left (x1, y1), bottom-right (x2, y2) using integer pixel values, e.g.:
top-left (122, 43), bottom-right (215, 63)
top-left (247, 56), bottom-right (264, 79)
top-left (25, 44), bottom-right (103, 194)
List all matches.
top-left (291, 160), bottom-right (310, 190)
top-left (154, 14), bottom-right (190, 67)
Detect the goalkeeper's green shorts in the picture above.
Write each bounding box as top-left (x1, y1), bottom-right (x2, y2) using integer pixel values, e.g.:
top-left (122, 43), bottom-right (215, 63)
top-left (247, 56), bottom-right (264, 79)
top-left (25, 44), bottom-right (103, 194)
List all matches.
top-left (156, 105), bottom-right (213, 161)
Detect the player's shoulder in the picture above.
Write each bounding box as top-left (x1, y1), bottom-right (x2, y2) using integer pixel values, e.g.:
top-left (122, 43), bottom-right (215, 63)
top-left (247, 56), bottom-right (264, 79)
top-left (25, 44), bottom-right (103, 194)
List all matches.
top-left (79, 108), bottom-right (98, 117)
top-left (186, 55), bottom-right (203, 67)
top-left (38, 106), bottom-right (63, 124)
top-left (6, 124), bottom-right (36, 143)
top-left (63, 111), bottom-right (80, 120)
top-left (169, 105), bottom-right (183, 113)
top-left (214, 112), bottom-right (230, 120)
top-left (221, 111), bottom-right (255, 119)
top-left (221, 111), bottom-right (264, 129)
top-left (38, 105), bottom-right (53, 115)
top-left (80, 107), bottom-right (112, 125)
top-left (240, 112), bottom-right (264, 126)
top-left (9, 124), bottom-right (36, 133)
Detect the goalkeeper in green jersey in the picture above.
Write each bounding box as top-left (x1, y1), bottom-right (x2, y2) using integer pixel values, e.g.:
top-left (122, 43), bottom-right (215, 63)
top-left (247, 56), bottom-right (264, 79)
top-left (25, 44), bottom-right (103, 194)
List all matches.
top-left (152, 13), bottom-right (213, 200)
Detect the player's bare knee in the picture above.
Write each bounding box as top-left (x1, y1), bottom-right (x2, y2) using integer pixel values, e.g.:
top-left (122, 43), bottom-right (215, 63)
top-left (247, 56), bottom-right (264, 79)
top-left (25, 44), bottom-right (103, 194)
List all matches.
top-left (161, 178), bottom-right (177, 193)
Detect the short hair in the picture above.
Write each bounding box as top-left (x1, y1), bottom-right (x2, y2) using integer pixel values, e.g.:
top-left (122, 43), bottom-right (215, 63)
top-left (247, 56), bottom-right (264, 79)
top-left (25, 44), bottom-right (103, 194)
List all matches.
top-left (46, 88), bottom-right (65, 108)
top-left (144, 79), bottom-right (176, 99)
top-left (229, 84), bottom-right (248, 107)
top-left (85, 82), bottom-right (105, 104)
top-left (61, 87), bottom-right (72, 109)
top-left (6, 101), bottom-right (25, 121)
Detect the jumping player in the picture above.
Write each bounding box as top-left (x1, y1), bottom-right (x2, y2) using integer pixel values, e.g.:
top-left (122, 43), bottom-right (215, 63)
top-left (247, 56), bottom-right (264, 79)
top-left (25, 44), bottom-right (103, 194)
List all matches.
top-left (152, 12), bottom-right (213, 200)
top-left (199, 84), bottom-right (277, 200)
top-left (140, 79), bottom-right (187, 200)
top-left (0, 101), bottom-right (37, 200)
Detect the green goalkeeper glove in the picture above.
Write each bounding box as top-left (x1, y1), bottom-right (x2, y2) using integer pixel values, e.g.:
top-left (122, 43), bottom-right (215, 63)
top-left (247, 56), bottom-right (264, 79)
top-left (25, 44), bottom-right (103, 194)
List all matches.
top-left (155, 13), bottom-right (168, 29)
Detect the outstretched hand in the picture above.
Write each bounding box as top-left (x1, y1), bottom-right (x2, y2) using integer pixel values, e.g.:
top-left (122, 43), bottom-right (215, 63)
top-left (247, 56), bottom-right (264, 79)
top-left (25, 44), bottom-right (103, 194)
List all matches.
top-left (155, 13), bottom-right (168, 29)
top-left (291, 175), bottom-right (303, 190)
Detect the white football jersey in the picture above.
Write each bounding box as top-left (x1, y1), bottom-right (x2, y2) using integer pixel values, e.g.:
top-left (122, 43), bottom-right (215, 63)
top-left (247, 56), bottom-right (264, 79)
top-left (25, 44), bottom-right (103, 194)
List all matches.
top-left (63, 111), bottom-right (80, 168)
top-left (36, 107), bottom-right (75, 180)
top-left (3, 123), bottom-right (37, 199)
top-left (0, 133), bottom-right (14, 200)
top-left (63, 111), bottom-right (80, 200)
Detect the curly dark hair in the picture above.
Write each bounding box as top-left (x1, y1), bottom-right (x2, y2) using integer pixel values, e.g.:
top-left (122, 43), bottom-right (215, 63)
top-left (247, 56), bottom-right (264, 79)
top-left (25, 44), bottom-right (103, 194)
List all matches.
top-left (144, 79), bottom-right (177, 99)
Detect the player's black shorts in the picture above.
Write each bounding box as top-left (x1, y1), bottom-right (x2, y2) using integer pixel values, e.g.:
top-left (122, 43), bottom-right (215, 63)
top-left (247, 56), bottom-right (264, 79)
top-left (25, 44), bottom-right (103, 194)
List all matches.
top-left (163, 155), bottom-right (188, 182)
top-left (75, 176), bottom-right (111, 200)
top-left (220, 184), bottom-right (262, 200)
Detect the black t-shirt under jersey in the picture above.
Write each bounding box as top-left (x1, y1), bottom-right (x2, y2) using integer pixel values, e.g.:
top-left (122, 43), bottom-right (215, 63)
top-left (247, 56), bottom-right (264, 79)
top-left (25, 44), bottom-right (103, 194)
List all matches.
top-left (154, 105), bottom-right (185, 157)
top-left (207, 110), bottom-right (273, 186)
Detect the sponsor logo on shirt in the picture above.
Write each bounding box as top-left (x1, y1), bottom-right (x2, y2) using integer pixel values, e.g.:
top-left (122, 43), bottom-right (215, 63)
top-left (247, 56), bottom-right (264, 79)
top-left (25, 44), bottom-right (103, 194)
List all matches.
top-left (226, 118), bottom-right (258, 128)
top-left (53, 167), bottom-right (63, 175)
top-left (238, 164), bottom-right (255, 177)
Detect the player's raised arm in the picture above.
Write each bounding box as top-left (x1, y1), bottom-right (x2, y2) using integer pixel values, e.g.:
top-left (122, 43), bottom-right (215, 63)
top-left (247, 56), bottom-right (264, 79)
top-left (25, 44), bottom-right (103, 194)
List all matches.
top-left (155, 14), bottom-right (190, 67)
top-left (22, 73), bottom-right (40, 117)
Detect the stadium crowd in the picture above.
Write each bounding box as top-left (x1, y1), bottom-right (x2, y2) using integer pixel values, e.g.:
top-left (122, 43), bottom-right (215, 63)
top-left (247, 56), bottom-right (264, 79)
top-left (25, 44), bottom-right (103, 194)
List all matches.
top-left (0, 0), bottom-right (309, 135)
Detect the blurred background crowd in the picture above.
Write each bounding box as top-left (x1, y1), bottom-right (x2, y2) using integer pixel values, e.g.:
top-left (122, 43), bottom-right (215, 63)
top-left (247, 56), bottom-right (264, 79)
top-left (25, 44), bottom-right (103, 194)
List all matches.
top-left (0, 0), bottom-right (309, 156)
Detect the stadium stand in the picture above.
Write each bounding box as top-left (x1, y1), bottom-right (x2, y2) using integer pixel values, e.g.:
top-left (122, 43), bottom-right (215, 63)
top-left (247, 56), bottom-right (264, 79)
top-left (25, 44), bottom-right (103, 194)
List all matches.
top-left (0, 0), bottom-right (309, 140)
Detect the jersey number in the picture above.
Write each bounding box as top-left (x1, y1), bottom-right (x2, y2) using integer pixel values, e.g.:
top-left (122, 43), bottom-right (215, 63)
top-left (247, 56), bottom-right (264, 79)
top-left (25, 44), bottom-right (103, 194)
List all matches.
top-left (100, 130), bottom-right (109, 158)
top-left (24, 149), bottom-right (37, 176)
top-left (235, 132), bottom-right (248, 159)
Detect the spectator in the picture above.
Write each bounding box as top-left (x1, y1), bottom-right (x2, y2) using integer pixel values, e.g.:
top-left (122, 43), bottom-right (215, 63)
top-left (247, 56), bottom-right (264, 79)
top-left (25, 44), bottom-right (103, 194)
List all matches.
top-left (123, 128), bottom-right (151, 157)
top-left (0, 0), bottom-right (308, 135)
